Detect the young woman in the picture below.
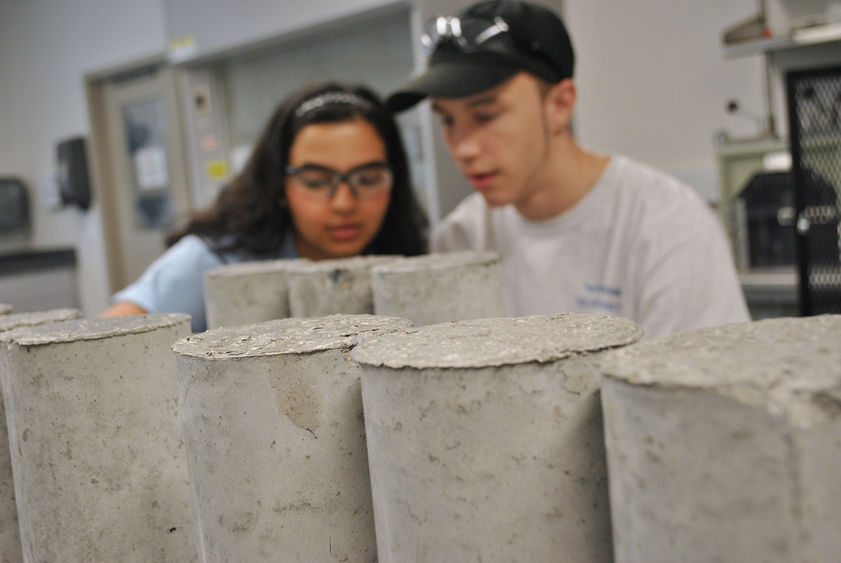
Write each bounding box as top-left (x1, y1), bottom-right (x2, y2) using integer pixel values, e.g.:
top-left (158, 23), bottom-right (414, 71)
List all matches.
top-left (102, 81), bottom-right (428, 331)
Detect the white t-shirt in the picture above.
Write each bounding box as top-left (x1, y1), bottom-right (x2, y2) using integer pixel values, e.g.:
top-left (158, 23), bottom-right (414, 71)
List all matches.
top-left (432, 154), bottom-right (750, 339)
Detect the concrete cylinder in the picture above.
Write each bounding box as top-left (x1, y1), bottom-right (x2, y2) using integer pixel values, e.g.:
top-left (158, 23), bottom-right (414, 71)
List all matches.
top-left (0, 314), bottom-right (198, 562)
top-left (352, 313), bottom-right (643, 562)
top-left (204, 258), bottom-right (306, 329)
top-left (371, 251), bottom-right (506, 325)
top-left (0, 304), bottom-right (11, 315)
top-left (287, 256), bottom-right (396, 317)
top-left (0, 308), bottom-right (81, 333)
top-left (0, 308), bottom-right (82, 563)
top-left (600, 315), bottom-right (841, 563)
top-left (172, 314), bottom-right (412, 562)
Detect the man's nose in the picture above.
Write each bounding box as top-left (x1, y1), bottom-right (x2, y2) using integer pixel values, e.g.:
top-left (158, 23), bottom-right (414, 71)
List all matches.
top-left (449, 128), bottom-right (481, 162)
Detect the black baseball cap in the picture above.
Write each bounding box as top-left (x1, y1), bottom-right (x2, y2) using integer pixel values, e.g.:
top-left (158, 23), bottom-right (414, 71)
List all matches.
top-left (387, 0), bottom-right (575, 113)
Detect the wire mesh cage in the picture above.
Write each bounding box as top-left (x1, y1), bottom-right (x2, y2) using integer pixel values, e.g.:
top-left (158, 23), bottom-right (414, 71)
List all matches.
top-left (786, 64), bottom-right (841, 315)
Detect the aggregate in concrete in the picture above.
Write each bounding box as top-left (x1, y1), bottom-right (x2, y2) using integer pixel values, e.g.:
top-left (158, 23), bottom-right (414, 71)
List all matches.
top-left (352, 313), bottom-right (643, 562)
top-left (0, 307), bottom-right (83, 563)
top-left (600, 315), bottom-right (841, 563)
top-left (204, 258), bottom-right (306, 329)
top-left (0, 314), bottom-right (198, 562)
top-left (0, 304), bottom-right (11, 315)
top-left (172, 314), bottom-right (412, 562)
top-left (370, 251), bottom-right (508, 325)
top-left (286, 255), bottom-right (398, 318)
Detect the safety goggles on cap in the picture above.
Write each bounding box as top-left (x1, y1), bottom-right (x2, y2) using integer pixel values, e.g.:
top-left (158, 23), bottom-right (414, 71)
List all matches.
top-left (386, 0), bottom-right (575, 113)
top-left (418, 10), bottom-right (565, 86)
top-left (420, 15), bottom-right (511, 55)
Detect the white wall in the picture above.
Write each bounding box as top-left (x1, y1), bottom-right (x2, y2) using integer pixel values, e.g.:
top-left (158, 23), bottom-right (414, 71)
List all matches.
top-left (566, 0), bottom-right (766, 201)
top-left (0, 0), bottom-right (166, 316)
top-left (0, 0), bottom-right (783, 317)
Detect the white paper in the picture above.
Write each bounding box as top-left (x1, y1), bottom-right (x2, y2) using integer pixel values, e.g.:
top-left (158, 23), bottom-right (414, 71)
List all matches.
top-left (134, 145), bottom-right (169, 191)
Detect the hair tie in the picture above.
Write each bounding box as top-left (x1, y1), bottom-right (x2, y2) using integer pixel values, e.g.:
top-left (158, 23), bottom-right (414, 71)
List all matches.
top-left (294, 92), bottom-right (375, 119)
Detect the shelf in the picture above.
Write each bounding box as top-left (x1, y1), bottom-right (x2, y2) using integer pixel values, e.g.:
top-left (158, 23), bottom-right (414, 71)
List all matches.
top-left (715, 137), bottom-right (786, 157)
top-left (739, 268), bottom-right (798, 306)
top-left (0, 248), bottom-right (77, 277)
top-left (724, 22), bottom-right (841, 59)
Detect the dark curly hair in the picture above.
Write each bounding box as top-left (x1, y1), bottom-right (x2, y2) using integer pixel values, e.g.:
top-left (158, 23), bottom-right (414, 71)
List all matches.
top-left (168, 81), bottom-right (428, 257)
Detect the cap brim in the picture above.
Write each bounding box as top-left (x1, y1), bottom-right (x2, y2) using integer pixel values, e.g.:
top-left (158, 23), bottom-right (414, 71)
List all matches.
top-left (387, 61), bottom-right (520, 113)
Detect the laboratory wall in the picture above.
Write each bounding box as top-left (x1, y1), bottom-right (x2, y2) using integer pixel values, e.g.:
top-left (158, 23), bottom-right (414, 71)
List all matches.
top-left (568, 0), bottom-right (765, 200)
top-left (0, 0), bottom-right (167, 315)
top-left (0, 0), bottom-right (767, 317)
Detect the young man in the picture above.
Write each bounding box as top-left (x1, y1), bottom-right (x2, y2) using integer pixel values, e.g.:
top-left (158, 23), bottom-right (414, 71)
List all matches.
top-left (387, 0), bottom-right (749, 338)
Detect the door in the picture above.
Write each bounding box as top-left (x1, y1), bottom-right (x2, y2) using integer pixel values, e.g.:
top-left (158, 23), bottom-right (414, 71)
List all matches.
top-left (101, 65), bottom-right (192, 291)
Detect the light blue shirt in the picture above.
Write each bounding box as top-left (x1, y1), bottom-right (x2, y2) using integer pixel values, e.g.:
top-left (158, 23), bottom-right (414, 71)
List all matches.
top-left (113, 234), bottom-right (298, 332)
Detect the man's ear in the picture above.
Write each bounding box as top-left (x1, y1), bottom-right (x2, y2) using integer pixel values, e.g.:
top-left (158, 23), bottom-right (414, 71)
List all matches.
top-left (544, 78), bottom-right (576, 134)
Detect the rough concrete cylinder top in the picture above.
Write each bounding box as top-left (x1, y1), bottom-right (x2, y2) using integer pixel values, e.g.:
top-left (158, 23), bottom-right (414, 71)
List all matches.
top-left (0, 307), bottom-right (83, 563)
top-left (286, 255), bottom-right (397, 318)
top-left (0, 314), bottom-right (198, 562)
top-left (370, 250), bottom-right (507, 325)
top-left (600, 315), bottom-right (841, 563)
top-left (172, 314), bottom-right (412, 562)
top-left (0, 308), bottom-right (80, 333)
top-left (0, 304), bottom-right (11, 315)
top-left (352, 313), bottom-right (643, 562)
top-left (204, 258), bottom-right (306, 329)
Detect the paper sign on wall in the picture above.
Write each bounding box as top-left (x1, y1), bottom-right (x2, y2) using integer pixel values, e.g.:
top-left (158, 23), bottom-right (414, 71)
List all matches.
top-left (168, 35), bottom-right (198, 64)
top-left (206, 160), bottom-right (230, 180)
top-left (134, 145), bottom-right (169, 191)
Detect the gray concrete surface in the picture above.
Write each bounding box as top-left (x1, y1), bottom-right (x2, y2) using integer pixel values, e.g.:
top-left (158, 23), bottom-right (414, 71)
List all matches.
top-left (371, 251), bottom-right (507, 325)
top-left (0, 314), bottom-right (198, 562)
top-left (0, 308), bottom-right (83, 563)
top-left (352, 313), bottom-right (643, 562)
top-left (0, 304), bottom-right (10, 315)
top-left (601, 315), bottom-right (841, 563)
top-left (173, 314), bottom-right (412, 562)
top-left (0, 308), bottom-right (80, 333)
top-left (204, 258), bottom-right (306, 329)
top-left (287, 256), bottom-right (397, 318)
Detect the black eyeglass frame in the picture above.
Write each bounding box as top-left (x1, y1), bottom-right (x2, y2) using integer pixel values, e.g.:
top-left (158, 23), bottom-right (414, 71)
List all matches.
top-left (285, 162), bottom-right (393, 198)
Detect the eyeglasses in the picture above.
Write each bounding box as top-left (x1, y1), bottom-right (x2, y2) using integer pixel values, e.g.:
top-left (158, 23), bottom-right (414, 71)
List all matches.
top-left (285, 162), bottom-right (393, 199)
top-left (420, 15), bottom-right (511, 56)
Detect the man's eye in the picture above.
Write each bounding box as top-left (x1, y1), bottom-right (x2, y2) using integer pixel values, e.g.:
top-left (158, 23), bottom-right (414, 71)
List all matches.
top-left (475, 112), bottom-right (498, 124)
top-left (439, 115), bottom-right (454, 127)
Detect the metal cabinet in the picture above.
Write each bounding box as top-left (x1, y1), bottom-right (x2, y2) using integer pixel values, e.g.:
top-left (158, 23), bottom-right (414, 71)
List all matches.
top-left (786, 64), bottom-right (841, 314)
